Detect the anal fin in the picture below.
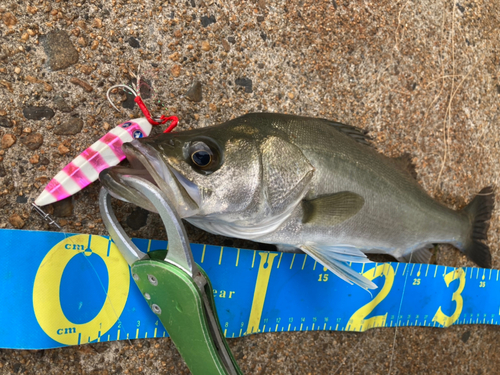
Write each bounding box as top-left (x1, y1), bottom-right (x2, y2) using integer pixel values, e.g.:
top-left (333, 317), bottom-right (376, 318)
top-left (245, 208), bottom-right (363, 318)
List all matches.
top-left (399, 247), bottom-right (433, 264)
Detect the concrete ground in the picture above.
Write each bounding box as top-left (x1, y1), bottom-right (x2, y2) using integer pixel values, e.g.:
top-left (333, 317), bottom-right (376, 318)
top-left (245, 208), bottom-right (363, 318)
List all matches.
top-left (1, 0), bottom-right (500, 373)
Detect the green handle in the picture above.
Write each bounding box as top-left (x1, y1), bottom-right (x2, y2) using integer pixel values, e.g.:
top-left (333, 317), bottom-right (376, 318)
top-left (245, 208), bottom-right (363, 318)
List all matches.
top-left (132, 259), bottom-right (243, 375)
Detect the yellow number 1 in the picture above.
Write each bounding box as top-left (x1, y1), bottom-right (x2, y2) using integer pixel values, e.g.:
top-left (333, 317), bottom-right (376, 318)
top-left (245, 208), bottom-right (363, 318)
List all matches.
top-left (432, 268), bottom-right (465, 327)
top-left (346, 264), bottom-right (395, 331)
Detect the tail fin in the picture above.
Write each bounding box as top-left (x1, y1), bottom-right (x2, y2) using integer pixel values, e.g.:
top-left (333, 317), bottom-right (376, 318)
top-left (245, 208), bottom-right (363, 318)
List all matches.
top-left (462, 186), bottom-right (495, 268)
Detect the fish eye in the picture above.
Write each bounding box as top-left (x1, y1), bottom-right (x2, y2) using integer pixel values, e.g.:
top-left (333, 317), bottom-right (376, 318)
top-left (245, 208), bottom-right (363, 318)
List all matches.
top-left (185, 139), bottom-right (222, 174)
top-left (191, 150), bottom-right (212, 167)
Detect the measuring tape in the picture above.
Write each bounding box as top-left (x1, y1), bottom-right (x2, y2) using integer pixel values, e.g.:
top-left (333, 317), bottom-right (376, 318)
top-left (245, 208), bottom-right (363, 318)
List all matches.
top-left (0, 229), bottom-right (497, 349)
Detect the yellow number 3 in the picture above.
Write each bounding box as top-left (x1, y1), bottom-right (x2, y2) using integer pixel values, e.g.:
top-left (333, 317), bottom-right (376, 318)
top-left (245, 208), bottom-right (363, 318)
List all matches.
top-left (432, 268), bottom-right (465, 327)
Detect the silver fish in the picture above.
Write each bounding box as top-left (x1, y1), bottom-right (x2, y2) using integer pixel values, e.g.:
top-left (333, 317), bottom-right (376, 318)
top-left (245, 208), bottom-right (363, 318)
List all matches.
top-left (100, 113), bottom-right (494, 289)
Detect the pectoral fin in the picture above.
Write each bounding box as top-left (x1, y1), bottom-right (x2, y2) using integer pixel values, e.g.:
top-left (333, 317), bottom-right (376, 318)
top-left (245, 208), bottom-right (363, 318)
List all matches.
top-left (302, 192), bottom-right (364, 226)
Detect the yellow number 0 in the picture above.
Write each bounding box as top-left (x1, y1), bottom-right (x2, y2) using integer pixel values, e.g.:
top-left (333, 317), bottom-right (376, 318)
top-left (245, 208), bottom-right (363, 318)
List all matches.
top-left (346, 264), bottom-right (395, 331)
top-left (432, 268), bottom-right (465, 327)
top-left (33, 235), bottom-right (130, 345)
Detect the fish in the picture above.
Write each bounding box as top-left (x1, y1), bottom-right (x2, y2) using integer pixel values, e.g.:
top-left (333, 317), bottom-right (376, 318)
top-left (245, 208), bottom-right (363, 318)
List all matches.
top-left (99, 113), bottom-right (495, 289)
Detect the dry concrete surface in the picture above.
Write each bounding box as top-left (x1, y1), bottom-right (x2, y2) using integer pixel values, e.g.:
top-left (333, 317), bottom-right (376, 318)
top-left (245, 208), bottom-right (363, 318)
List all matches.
top-left (1, 0), bottom-right (500, 374)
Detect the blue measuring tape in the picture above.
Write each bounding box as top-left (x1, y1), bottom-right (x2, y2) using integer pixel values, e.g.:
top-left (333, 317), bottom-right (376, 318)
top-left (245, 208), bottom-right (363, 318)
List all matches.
top-left (0, 229), bottom-right (497, 349)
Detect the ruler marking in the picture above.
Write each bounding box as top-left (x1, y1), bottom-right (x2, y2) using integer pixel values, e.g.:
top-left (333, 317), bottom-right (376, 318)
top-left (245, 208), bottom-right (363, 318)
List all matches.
top-left (312, 323), bottom-right (315, 330)
top-left (275, 324), bottom-right (279, 332)
top-left (277, 252), bottom-right (283, 269)
top-left (86, 235), bottom-right (92, 254)
top-left (288, 324), bottom-right (291, 331)
top-left (145, 332), bottom-right (148, 339)
top-left (106, 238), bottom-right (112, 257)
top-left (300, 323), bottom-right (303, 331)
top-left (489, 268), bottom-right (492, 281)
top-left (323, 323), bottom-right (327, 330)
top-left (476, 268), bottom-right (480, 279)
top-left (224, 329), bottom-right (227, 337)
top-left (402, 263), bottom-right (409, 276)
top-left (301, 254), bottom-right (308, 270)
top-left (245, 253), bottom-right (279, 335)
top-left (497, 270), bottom-right (499, 281)
top-left (117, 330), bottom-right (120, 341)
top-left (154, 328), bottom-right (157, 338)
top-left (434, 265), bottom-right (438, 278)
top-left (236, 249), bottom-right (240, 267)
top-left (313, 261), bottom-right (317, 271)
top-left (239, 329), bottom-right (242, 337)
top-left (251, 251), bottom-right (256, 268)
top-left (395, 263), bottom-right (400, 275)
top-left (136, 329), bottom-right (139, 339)
top-left (410, 263), bottom-right (416, 276)
top-left (425, 263), bottom-right (430, 277)
top-left (147, 239), bottom-right (151, 253)
top-left (361, 263), bottom-right (365, 274)
top-left (290, 254), bottom-right (296, 269)
top-left (218, 247), bottom-right (224, 265)
top-left (201, 244), bottom-right (206, 263)
top-left (335, 324), bottom-right (338, 330)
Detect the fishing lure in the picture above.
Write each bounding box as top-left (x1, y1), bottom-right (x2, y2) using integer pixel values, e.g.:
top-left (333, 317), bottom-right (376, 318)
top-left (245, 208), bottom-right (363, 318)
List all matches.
top-left (34, 83), bottom-right (178, 207)
top-left (35, 118), bottom-right (153, 206)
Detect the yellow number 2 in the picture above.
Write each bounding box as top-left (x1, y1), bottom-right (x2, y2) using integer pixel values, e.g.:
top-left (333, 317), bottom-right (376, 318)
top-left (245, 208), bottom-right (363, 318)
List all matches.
top-left (432, 268), bottom-right (465, 327)
top-left (346, 264), bottom-right (395, 331)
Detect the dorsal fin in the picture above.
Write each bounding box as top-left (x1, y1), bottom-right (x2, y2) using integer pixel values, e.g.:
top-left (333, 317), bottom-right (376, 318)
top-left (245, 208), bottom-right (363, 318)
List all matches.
top-left (324, 120), bottom-right (372, 147)
top-left (392, 153), bottom-right (418, 179)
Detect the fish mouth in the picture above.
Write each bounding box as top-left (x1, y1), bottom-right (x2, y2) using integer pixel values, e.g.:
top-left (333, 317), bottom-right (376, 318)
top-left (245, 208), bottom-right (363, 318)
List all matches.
top-left (99, 140), bottom-right (201, 218)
